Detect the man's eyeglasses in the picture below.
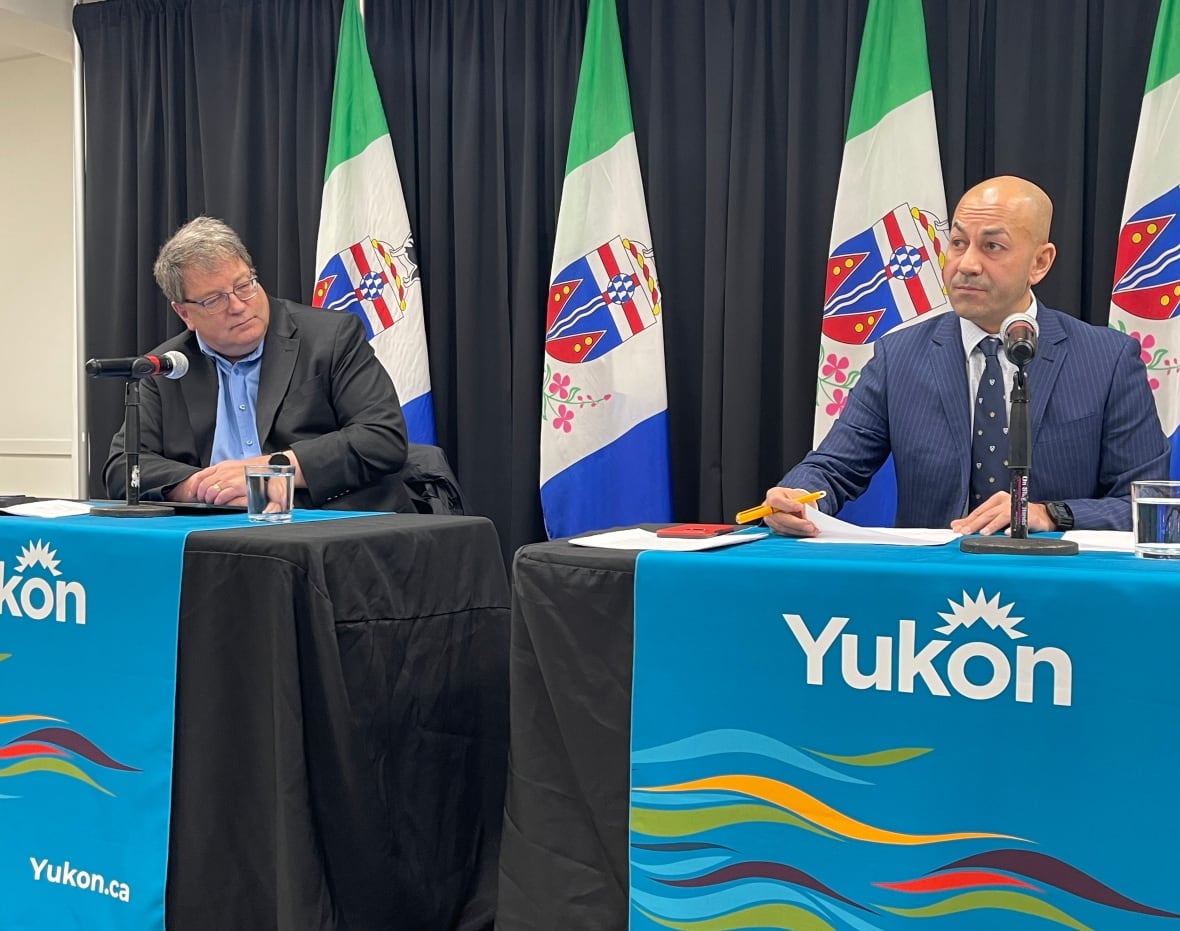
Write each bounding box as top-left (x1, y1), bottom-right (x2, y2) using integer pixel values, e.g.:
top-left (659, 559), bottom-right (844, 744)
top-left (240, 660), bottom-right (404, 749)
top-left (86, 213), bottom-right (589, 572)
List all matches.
top-left (179, 276), bottom-right (260, 314)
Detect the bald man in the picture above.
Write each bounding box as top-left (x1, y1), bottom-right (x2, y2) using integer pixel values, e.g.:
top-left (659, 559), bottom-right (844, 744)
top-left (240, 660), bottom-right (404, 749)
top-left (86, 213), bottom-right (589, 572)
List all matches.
top-left (764, 175), bottom-right (1169, 535)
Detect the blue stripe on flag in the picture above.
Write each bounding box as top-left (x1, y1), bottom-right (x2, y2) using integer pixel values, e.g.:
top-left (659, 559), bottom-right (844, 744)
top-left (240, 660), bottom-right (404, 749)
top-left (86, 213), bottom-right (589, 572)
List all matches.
top-left (401, 391), bottom-right (436, 445)
top-left (541, 412), bottom-right (672, 538)
top-left (838, 454), bottom-right (897, 527)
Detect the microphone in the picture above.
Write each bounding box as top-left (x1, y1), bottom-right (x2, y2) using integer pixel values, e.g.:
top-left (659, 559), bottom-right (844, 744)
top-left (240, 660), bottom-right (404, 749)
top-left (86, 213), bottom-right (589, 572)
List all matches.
top-left (85, 350), bottom-right (189, 380)
top-left (1001, 313), bottom-right (1038, 367)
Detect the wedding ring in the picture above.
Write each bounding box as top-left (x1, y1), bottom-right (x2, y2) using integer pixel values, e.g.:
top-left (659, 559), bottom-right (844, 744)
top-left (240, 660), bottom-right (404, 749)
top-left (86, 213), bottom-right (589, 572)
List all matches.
top-left (212, 483), bottom-right (222, 491)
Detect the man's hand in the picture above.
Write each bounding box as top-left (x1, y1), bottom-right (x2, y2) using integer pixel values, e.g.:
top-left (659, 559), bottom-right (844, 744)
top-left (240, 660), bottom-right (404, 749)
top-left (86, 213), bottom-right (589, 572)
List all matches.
top-left (166, 450), bottom-right (304, 506)
top-left (950, 492), bottom-right (1054, 536)
top-left (762, 486), bottom-right (819, 537)
top-left (190, 458), bottom-right (263, 506)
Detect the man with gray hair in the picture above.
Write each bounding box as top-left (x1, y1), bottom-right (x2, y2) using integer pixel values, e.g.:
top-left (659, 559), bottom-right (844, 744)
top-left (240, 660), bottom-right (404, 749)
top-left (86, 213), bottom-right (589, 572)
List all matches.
top-left (103, 216), bottom-right (413, 512)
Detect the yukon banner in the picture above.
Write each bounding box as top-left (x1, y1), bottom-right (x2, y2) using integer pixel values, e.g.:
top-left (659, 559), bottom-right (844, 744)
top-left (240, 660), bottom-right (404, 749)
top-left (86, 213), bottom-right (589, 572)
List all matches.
top-left (631, 540), bottom-right (1180, 931)
top-left (0, 515), bottom-right (191, 931)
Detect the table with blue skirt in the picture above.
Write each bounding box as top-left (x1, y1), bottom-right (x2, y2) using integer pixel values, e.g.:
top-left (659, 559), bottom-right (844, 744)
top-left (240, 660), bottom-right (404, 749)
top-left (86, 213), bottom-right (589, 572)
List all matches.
top-left (496, 531), bottom-right (1180, 931)
top-left (1, 509), bottom-right (509, 931)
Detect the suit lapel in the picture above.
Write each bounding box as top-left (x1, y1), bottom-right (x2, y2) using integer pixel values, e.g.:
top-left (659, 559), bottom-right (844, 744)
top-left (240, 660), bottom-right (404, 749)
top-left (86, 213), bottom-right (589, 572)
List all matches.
top-left (929, 313), bottom-right (970, 442)
top-left (929, 313), bottom-right (971, 504)
top-left (255, 300), bottom-right (299, 444)
top-left (1027, 308), bottom-right (1066, 441)
top-left (177, 332), bottom-right (219, 464)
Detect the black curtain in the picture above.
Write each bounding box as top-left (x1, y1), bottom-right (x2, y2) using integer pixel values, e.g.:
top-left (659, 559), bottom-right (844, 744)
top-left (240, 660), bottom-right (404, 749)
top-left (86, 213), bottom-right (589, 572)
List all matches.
top-left (73, 0), bottom-right (1161, 560)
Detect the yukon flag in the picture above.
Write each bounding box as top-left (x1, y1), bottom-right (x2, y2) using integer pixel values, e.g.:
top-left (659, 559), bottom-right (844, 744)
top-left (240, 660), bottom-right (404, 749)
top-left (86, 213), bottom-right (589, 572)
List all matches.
top-left (1109, 0), bottom-right (1180, 477)
top-left (312, 0), bottom-right (435, 443)
top-left (539, 0), bottom-right (671, 539)
top-left (815, 0), bottom-right (949, 525)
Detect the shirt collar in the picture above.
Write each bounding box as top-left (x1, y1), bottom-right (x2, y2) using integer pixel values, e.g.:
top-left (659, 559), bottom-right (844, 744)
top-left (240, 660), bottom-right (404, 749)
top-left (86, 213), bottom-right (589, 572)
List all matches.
top-left (196, 332), bottom-right (265, 370)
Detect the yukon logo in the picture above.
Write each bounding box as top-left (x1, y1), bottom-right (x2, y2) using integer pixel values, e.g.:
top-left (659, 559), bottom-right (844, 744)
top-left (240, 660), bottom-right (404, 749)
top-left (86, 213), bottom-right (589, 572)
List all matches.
top-left (784, 589), bottom-right (1071, 706)
top-left (0, 540), bottom-right (86, 625)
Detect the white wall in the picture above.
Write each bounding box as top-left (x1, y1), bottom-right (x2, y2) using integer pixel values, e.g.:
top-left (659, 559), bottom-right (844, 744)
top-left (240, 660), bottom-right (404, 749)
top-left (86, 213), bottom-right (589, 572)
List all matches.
top-left (0, 0), bottom-right (73, 62)
top-left (0, 53), bottom-right (77, 496)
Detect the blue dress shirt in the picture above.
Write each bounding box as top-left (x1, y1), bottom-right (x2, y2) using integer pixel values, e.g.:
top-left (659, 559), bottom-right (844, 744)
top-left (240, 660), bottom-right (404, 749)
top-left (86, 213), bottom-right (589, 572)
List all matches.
top-left (196, 334), bottom-right (264, 463)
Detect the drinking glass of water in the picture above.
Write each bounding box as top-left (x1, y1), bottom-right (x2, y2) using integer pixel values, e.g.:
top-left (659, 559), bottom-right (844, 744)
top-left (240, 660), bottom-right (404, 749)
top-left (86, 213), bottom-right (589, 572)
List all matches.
top-left (1132, 480), bottom-right (1180, 559)
top-left (244, 463), bottom-right (295, 522)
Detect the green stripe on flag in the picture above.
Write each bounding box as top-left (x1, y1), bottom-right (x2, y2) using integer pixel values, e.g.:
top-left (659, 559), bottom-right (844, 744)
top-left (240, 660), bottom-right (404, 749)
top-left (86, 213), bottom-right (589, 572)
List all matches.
top-left (323, 0), bottom-right (387, 179)
top-left (564, 0), bottom-right (635, 172)
top-left (1145, 0), bottom-right (1180, 93)
top-left (845, 0), bottom-right (933, 141)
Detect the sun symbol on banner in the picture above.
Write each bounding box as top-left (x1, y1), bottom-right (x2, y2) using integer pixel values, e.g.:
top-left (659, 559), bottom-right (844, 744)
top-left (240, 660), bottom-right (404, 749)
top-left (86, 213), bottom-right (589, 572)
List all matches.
top-left (935, 589), bottom-right (1025, 639)
top-left (14, 541), bottom-right (61, 576)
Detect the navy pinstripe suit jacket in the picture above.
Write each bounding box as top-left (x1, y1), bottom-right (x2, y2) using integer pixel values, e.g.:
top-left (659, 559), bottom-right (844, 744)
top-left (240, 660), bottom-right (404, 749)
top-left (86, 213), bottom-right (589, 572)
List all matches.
top-left (782, 306), bottom-right (1170, 530)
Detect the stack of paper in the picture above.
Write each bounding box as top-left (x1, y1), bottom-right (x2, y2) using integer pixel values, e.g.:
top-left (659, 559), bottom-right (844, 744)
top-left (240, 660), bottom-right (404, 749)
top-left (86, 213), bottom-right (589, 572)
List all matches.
top-left (799, 508), bottom-right (960, 546)
top-left (569, 529), bottom-right (768, 552)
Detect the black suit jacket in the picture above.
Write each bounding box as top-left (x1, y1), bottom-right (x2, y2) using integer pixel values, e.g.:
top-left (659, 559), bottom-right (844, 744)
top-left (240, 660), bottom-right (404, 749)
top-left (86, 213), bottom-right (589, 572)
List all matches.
top-left (104, 299), bottom-right (413, 512)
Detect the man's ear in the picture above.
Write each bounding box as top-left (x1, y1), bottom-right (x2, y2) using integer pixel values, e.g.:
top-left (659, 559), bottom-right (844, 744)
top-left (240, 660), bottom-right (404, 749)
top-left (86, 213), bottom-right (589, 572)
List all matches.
top-left (1028, 241), bottom-right (1056, 286)
top-left (171, 302), bottom-right (197, 332)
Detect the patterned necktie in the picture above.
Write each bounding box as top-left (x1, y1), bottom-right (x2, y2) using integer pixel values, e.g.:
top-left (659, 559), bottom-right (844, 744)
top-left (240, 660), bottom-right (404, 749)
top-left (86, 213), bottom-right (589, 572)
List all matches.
top-left (970, 336), bottom-right (1008, 507)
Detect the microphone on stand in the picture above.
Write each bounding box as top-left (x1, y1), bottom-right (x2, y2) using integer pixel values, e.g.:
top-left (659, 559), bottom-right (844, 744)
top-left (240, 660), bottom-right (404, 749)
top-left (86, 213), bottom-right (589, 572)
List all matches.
top-left (86, 350), bottom-right (189, 518)
top-left (85, 350), bottom-right (189, 380)
top-left (998, 313), bottom-right (1038, 539)
top-left (961, 312), bottom-right (1077, 556)
top-left (1001, 312), bottom-right (1038, 367)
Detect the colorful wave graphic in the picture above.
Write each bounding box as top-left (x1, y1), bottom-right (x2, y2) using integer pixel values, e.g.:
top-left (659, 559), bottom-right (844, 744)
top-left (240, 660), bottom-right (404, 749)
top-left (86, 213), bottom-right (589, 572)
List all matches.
top-left (877, 849), bottom-right (1180, 925)
top-left (633, 842), bottom-right (734, 853)
top-left (635, 728), bottom-right (874, 785)
top-left (0, 718), bottom-right (139, 796)
top-left (638, 773), bottom-right (1019, 846)
top-left (637, 901), bottom-right (847, 931)
top-left (659, 861), bottom-right (869, 912)
top-left (631, 736), bottom-right (1180, 930)
top-left (633, 800), bottom-right (841, 841)
top-left (803, 746), bottom-right (931, 768)
top-left (880, 890), bottom-right (1091, 930)
top-left (636, 886), bottom-right (885, 931)
top-left (875, 868), bottom-right (1040, 894)
top-left (2, 655), bottom-right (139, 796)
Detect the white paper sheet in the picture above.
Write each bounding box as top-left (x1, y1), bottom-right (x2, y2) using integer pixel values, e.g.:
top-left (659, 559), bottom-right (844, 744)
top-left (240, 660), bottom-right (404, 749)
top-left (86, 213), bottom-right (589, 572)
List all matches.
top-left (798, 507), bottom-right (961, 546)
top-left (1, 500), bottom-right (93, 518)
top-left (1062, 530), bottom-right (1134, 553)
top-left (569, 528), bottom-right (768, 552)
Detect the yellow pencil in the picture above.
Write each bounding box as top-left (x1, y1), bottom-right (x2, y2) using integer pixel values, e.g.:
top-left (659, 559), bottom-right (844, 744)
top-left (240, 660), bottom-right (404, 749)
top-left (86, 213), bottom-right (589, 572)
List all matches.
top-left (735, 490), bottom-right (826, 524)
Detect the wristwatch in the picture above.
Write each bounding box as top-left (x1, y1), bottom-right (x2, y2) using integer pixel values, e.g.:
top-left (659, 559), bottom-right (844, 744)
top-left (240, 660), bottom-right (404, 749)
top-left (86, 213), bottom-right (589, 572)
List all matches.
top-left (1045, 501), bottom-right (1074, 531)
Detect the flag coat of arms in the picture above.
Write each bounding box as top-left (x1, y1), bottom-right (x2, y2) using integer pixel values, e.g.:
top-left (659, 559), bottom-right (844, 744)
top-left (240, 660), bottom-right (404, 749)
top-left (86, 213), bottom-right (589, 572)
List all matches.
top-left (1109, 0), bottom-right (1180, 476)
top-left (539, 0), bottom-right (671, 539)
top-left (814, 0), bottom-right (949, 525)
top-left (313, 0), bottom-right (435, 444)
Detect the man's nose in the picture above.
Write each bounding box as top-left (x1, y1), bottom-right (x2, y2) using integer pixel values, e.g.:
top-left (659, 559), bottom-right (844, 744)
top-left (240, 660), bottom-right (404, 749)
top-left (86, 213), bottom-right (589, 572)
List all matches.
top-left (956, 244), bottom-right (983, 274)
top-left (224, 292), bottom-right (250, 313)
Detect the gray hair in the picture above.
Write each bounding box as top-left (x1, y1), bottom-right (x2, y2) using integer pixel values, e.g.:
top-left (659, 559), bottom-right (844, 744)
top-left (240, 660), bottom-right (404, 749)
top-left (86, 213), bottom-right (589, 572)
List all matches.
top-left (153, 216), bottom-right (255, 303)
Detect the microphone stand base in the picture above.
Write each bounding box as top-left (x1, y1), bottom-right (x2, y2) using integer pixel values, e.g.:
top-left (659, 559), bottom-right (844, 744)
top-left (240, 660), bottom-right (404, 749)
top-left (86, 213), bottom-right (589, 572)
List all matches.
top-left (960, 535), bottom-right (1078, 556)
top-left (92, 504), bottom-right (176, 518)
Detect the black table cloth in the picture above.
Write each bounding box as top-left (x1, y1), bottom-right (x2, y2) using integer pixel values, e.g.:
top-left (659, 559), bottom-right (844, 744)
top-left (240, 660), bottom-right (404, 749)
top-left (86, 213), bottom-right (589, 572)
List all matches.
top-left (168, 514), bottom-right (510, 931)
top-left (496, 540), bottom-right (638, 931)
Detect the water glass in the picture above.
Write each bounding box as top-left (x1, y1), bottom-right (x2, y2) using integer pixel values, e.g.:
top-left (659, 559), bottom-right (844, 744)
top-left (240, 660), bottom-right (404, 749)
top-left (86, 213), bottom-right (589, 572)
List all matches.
top-left (1132, 480), bottom-right (1180, 559)
top-left (244, 464), bottom-right (295, 522)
